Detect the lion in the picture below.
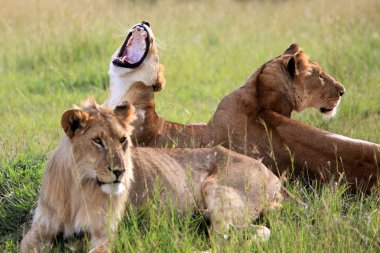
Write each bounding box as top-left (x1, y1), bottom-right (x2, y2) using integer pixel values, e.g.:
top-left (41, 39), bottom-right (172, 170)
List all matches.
top-left (103, 21), bottom-right (165, 109)
top-left (20, 99), bottom-right (283, 252)
top-left (206, 44), bottom-right (379, 189)
top-left (108, 37), bottom-right (379, 190)
top-left (20, 98), bottom-right (135, 253)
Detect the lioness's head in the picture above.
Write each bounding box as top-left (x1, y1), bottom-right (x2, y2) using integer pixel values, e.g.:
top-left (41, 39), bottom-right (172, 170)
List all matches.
top-left (61, 98), bottom-right (136, 195)
top-left (258, 43), bottom-right (345, 118)
top-left (284, 43), bottom-right (345, 117)
top-left (109, 21), bottom-right (163, 91)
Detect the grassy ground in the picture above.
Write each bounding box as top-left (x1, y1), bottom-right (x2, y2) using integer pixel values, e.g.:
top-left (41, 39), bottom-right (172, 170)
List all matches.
top-left (1, 0), bottom-right (379, 252)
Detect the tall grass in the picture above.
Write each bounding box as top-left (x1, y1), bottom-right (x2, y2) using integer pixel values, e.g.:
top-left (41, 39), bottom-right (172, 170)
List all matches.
top-left (1, 0), bottom-right (379, 252)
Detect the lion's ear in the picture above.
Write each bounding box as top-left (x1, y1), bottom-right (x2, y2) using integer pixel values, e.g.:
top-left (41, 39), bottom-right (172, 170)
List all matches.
top-left (61, 109), bottom-right (89, 138)
top-left (283, 43), bottom-right (301, 55)
top-left (287, 50), bottom-right (310, 78)
top-left (287, 56), bottom-right (296, 78)
top-left (114, 101), bottom-right (136, 124)
top-left (153, 64), bottom-right (166, 92)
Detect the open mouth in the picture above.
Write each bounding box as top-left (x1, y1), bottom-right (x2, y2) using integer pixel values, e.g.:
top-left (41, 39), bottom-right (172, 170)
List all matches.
top-left (112, 22), bottom-right (151, 68)
top-left (96, 178), bottom-right (120, 186)
top-left (320, 107), bottom-right (333, 113)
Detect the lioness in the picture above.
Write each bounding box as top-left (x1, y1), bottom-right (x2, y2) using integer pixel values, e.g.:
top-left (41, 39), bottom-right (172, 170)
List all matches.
top-left (107, 26), bottom-right (379, 190)
top-left (21, 99), bottom-right (282, 252)
top-left (104, 21), bottom-right (164, 109)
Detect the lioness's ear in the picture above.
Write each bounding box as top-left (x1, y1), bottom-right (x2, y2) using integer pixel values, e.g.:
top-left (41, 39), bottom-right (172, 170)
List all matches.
top-left (61, 109), bottom-right (89, 138)
top-left (283, 43), bottom-right (301, 55)
top-left (287, 57), bottom-right (296, 78)
top-left (114, 101), bottom-right (136, 123)
top-left (153, 64), bottom-right (166, 92)
top-left (287, 50), bottom-right (310, 78)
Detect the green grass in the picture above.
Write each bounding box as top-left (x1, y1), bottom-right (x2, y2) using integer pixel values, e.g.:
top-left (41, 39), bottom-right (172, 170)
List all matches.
top-left (1, 0), bottom-right (379, 251)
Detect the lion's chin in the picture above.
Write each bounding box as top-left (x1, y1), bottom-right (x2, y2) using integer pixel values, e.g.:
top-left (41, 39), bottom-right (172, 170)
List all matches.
top-left (100, 183), bottom-right (126, 195)
top-left (320, 99), bottom-right (340, 119)
top-left (320, 107), bottom-right (337, 119)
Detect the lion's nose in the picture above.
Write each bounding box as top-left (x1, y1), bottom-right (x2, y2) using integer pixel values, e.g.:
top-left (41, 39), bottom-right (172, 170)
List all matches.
top-left (142, 20), bottom-right (150, 27)
top-left (336, 83), bottom-right (345, 97)
top-left (113, 169), bottom-right (125, 178)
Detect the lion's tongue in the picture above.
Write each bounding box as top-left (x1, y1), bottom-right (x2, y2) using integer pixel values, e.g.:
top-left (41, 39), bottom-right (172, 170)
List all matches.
top-left (125, 35), bottom-right (145, 64)
top-left (113, 26), bottom-right (149, 67)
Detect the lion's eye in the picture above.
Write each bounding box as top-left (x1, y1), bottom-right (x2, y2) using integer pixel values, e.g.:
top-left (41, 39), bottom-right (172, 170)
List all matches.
top-left (120, 137), bottom-right (127, 145)
top-left (93, 138), bottom-right (104, 147)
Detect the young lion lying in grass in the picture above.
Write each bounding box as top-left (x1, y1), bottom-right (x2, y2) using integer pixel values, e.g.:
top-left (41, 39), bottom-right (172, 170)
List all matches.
top-left (20, 98), bottom-right (282, 253)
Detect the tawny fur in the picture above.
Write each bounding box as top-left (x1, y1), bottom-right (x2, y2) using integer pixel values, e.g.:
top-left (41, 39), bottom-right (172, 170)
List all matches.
top-left (20, 99), bottom-right (136, 253)
top-left (111, 43), bottom-right (379, 191)
top-left (21, 100), bottom-right (282, 252)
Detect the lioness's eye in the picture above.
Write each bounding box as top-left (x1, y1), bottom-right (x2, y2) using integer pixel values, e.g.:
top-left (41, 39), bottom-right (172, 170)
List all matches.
top-left (93, 138), bottom-right (104, 147)
top-left (120, 137), bottom-right (127, 145)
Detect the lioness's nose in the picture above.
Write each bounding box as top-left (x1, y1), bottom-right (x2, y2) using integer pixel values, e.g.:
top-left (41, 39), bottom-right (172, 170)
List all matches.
top-left (336, 83), bottom-right (345, 97)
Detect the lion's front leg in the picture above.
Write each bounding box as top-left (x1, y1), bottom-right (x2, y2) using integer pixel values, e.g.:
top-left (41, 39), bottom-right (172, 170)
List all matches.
top-left (88, 244), bottom-right (109, 253)
top-left (89, 228), bottom-right (111, 253)
top-left (20, 219), bottom-right (58, 253)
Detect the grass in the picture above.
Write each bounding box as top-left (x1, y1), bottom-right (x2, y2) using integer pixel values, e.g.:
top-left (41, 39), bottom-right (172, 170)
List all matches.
top-left (0, 0), bottom-right (379, 251)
